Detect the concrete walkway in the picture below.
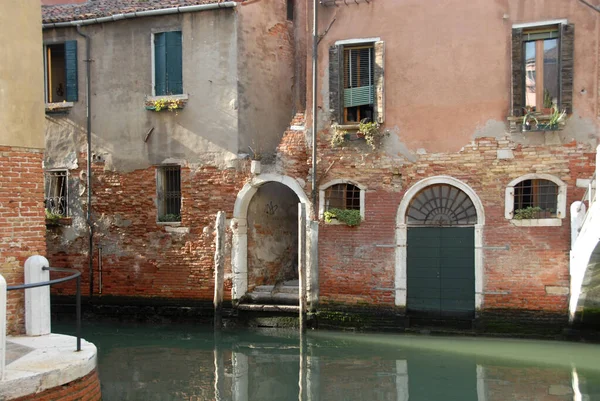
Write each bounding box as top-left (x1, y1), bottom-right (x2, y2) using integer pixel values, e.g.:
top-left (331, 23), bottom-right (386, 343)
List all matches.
top-left (0, 333), bottom-right (97, 400)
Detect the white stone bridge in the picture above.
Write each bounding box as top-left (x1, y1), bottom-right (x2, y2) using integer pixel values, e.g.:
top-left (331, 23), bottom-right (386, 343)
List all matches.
top-left (569, 145), bottom-right (600, 325)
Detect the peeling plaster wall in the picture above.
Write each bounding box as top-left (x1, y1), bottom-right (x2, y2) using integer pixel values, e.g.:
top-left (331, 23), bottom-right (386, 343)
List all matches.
top-left (310, 0), bottom-right (600, 153)
top-left (43, 10), bottom-right (239, 174)
top-left (236, 0), bottom-right (296, 158)
top-left (247, 182), bottom-right (299, 289)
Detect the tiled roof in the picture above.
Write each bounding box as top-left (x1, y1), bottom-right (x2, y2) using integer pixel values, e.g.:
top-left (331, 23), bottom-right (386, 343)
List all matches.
top-left (42, 0), bottom-right (227, 24)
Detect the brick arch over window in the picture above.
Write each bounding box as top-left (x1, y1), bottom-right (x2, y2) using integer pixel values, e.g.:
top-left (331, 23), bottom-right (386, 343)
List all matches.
top-left (395, 176), bottom-right (485, 309)
top-left (505, 173), bottom-right (567, 224)
top-left (230, 174), bottom-right (311, 301)
top-left (318, 179), bottom-right (367, 220)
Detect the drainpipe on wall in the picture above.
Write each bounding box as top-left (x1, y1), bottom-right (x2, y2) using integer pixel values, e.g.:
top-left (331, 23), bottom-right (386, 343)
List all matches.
top-left (76, 25), bottom-right (94, 298)
top-left (311, 0), bottom-right (318, 211)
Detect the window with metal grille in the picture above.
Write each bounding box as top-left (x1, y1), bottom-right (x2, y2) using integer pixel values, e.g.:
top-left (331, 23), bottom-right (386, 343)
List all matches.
top-left (45, 170), bottom-right (68, 217)
top-left (157, 166), bottom-right (181, 222)
top-left (343, 45), bottom-right (374, 123)
top-left (513, 179), bottom-right (558, 218)
top-left (324, 183), bottom-right (361, 211)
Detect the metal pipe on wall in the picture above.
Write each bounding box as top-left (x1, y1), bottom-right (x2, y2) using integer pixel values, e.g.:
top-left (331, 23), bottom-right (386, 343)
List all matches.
top-left (311, 0), bottom-right (319, 210)
top-left (76, 25), bottom-right (94, 297)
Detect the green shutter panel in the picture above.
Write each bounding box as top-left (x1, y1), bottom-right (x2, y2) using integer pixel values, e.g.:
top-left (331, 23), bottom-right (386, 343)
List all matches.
top-left (64, 40), bottom-right (78, 102)
top-left (328, 44), bottom-right (343, 124)
top-left (154, 33), bottom-right (167, 96)
top-left (165, 31), bottom-right (183, 95)
top-left (374, 41), bottom-right (385, 124)
top-left (560, 23), bottom-right (574, 114)
top-left (511, 28), bottom-right (524, 117)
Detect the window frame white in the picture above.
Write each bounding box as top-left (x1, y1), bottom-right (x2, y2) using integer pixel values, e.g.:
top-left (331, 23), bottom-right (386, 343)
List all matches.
top-left (319, 179), bottom-right (366, 222)
top-left (505, 173), bottom-right (567, 226)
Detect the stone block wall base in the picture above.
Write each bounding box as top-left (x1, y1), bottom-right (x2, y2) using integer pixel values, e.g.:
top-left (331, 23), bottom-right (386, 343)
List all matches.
top-left (10, 370), bottom-right (101, 401)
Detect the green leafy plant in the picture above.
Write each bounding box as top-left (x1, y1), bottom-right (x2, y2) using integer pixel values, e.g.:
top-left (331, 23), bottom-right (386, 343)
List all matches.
top-left (513, 206), bottom-right (543, 220)
top-left (158, 213), bottom-right (181, 222)
top-left (330, 119), bottom-right (389, 150)
top-left (545, 107), bottom-right (566, 128)
top-left (323, 208), bottom-right (361, 226)
top-left (522, 106), bottom-right (538, 131)
top-left (145, 98), bottom-right (185, 112)
top-left (543, 89), bottom-right (553, 109)
top-left (45, 208), bottom-right (63, 220)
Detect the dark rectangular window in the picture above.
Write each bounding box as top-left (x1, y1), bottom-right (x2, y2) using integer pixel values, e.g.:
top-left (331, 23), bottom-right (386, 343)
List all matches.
top-left (514, 179), bottom-right (558, 218)
top-left (287, 0), bottom-right (294, 21)
top-left (157, 166), bottom-right (181, 222)
top-left (343, 45), bottom-right (374, 123)
top-left (154, 31), bottom-right (183, 96)
top-left (45, 170), bottom-right (68, 217)
top-left (44, 41), bottom-right (78, 103)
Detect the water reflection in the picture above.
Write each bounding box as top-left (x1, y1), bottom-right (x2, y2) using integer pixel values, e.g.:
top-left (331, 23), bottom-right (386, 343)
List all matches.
top-left (55, 322), bottom-right (600, 401)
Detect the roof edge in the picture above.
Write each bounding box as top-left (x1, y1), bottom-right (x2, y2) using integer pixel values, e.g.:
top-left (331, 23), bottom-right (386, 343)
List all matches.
top-left (42, 1), bottom-right (237, 29)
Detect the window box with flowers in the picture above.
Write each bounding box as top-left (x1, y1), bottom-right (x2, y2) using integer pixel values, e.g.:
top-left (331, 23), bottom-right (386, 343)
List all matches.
top-left (145, 94), bottom-right (188, 112)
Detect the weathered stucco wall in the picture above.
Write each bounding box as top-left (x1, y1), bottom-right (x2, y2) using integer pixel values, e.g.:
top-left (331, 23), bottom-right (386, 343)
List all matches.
top-left (0, 2), bottom-right (46, 335)
top-left (247, 182), bottom-right (299, 289)
top-left (43, 9), bottom-right (239, 173)
top-left (0, 2), bottom-right (45, 149)
top-left (236, 0), bottom-right (296, 158)
top-left (312, 0), bottom-right (599, 153)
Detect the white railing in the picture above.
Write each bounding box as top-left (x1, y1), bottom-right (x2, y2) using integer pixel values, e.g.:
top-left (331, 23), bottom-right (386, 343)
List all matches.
top-left (569, 145), bottom-right (600, 322)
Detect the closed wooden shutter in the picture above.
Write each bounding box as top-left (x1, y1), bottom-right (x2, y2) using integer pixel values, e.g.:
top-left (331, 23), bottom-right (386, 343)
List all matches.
top-left (511, 28), bottom-right (524, 117)
top-left (154, 33), bottom-right (167, 95)
top-left (374, 40), bottom-right (385, 123)
top-left (165, 31), bottom-right (183, 95)
top-left (64, 40), bottom-right (78, 102)
top-left (328, 44), bottom-right (343, 124)
top-left (559, 23), bottom-right (574, 114)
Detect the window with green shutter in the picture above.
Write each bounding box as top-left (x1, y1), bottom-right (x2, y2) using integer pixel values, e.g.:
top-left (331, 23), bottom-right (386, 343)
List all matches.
top-left (329, 40), bottom-right (385, 125)
top-left (44, 40), bottom-right (78, 103)
top-left (154, 31), bottom-right (183, 96)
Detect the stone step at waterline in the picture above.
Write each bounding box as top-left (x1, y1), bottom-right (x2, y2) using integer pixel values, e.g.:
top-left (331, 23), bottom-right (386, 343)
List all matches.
top-left (246, 291), bottom-right (299, 305)
top-left (237, 304), bottom-right (300, 313)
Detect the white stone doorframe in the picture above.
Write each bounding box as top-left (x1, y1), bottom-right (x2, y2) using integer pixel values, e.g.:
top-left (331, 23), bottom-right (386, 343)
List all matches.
top-left (395, 176), bottom-right (486, 310)
top-left (230, 174), bottom-right (312, 301)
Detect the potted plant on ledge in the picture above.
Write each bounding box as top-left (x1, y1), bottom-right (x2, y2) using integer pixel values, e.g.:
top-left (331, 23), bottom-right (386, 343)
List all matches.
top-left (330, 118), bottom-right (389, 150)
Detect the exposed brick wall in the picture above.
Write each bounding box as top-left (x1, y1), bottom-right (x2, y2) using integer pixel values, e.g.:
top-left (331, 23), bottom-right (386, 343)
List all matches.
top-left (0, 146), bottom-right (46, 335)
top-left (11, 369), bottom-right (101, 401)
top-left (48, 158), bottom-right (250, 301)
top-left (316, 133), bottom-right (595, 314)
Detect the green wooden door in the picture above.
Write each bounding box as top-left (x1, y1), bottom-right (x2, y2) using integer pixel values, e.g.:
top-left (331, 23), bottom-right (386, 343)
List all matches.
top-left (407, 227), bottom-right (475, 318)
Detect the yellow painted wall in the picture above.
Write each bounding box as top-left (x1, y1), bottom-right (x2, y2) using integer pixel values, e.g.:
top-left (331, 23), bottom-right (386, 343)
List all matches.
top-left (0, 1), bottom-right (45, 149)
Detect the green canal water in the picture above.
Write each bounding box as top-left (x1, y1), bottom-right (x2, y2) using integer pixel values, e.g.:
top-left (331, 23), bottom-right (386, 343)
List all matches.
top-left (54, 321), bottom-right (600, 400)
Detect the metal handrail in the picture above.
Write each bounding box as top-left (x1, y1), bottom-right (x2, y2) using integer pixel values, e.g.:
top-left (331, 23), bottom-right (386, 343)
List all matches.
top-left (577, 171), bottom-right (596, 214)
top-left (6, 267), bottom-right (81, 351)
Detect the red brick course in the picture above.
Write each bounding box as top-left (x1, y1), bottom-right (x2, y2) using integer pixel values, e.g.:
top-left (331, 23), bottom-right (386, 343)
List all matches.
top-left (0, 146), bottom-right (46, 335)
top-left (11, 369), bottom-right (101, 401)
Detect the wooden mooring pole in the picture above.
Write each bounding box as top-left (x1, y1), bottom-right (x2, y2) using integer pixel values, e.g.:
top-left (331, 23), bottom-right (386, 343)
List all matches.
top-left (298, 203), bottom-right (307, 332)
top-left (214, 211), bottom-right (226, 330)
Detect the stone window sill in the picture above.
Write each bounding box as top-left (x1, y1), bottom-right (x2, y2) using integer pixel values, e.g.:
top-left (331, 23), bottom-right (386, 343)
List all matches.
top-left (510, 218), bottom-right (562, 227)
top-left (145, 94), bottom-right (188, 111)
top-left (46, 217), bottom-right (72, 227)
top-left (45, 102), bottom-right (74, 114)
top-left (157, 221), bottom-right (181, 226)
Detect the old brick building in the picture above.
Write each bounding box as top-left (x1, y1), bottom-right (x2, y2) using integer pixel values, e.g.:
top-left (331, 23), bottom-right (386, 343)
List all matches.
top-left (42, 0), bottom-right (598, 328)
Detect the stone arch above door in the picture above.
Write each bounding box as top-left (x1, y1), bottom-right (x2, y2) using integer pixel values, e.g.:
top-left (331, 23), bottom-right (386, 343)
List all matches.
top-left (231, 174), bottom-right (311, 301)
top-left (395, 176), bottom-right (485, 310)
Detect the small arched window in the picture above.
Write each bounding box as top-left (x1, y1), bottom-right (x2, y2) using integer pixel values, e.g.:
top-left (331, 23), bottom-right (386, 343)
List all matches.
top-left (319, 180), bottom-right (366, 221)
top-left (505, 174), bottom-right (566, 225)
top-left (325, 183), bottom-right (360, 211)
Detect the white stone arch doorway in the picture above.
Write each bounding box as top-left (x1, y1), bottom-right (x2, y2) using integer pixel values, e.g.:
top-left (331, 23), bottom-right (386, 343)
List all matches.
top-left (230, 173), bottom-right (312, 301)
top-left (395, 176), bottom-right (485, 311)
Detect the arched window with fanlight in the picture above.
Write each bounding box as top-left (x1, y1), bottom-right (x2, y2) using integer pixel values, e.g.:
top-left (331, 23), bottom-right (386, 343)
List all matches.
top-left (505, 174), bottom-right (567, 225)
top-left (319, 180), bottom-right (366, 222)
